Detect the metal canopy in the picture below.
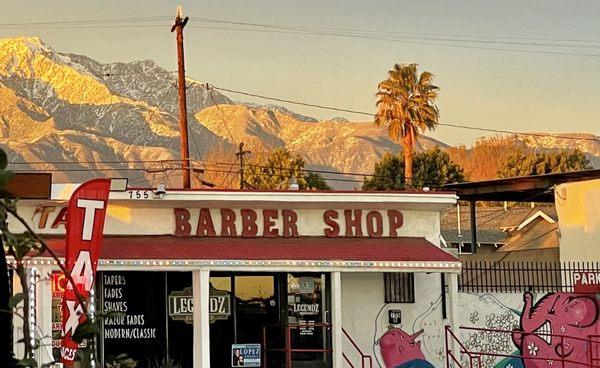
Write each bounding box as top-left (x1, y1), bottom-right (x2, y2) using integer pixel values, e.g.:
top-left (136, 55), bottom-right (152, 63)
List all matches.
top-left (442, 169), bottom-right (600, 203)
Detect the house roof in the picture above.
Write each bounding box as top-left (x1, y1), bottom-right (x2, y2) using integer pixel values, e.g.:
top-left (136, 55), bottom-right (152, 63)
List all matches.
top-left (441, 205), bottom-right (557, 244)
top-left (496, 219), bottom-right (559, 252)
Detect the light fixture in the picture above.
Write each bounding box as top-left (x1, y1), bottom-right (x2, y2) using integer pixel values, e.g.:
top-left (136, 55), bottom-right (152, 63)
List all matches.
top-left (154, 183), bottom-right (167, 199)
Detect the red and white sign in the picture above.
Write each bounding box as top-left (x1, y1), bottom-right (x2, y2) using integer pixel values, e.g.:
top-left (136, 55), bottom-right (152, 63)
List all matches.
top-left (573, 271), bottom-right (600, 293)
top-left (61, 179), bottom-right (111, 366)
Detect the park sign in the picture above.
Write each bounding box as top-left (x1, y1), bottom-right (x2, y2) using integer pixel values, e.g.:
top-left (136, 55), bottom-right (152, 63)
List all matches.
top-left (573, 271), bottom-right (600, 293)
top-left (168, 287), bottom-right (231, 324)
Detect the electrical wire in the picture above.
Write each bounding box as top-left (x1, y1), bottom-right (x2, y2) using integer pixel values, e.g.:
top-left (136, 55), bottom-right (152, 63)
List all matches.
top-left (4, 15), bottom-right (600, 58)
top-left (191, 17), bottom-right (600, 45)
top-left (186, 25), bottom-right (600, 58)
top-left (4, 15), bottom-right (600, 46)
top-left (206, 85), bottom-right (237, 143)
top-left (0, 16), bottom-right (170, 26)
top-left (206, 83), bottom-right (600, 143)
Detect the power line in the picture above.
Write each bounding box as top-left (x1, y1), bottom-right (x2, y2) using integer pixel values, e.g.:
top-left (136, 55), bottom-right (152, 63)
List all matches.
top-left (206, 85), bottom-right (237, 143)
top-left (191, 17), bottom-right (600, 45)
top-left (7, 159), bottom-right (447, 187)
top-left (184, 24), bottom-right (600, 58)
top-left (187, 20), bottom-right (600, 51)
top-left (206, 83), bottom-right (600, 143)
top-left (1, 24), bottom-right (168, 30)
top-left (0, 16), bottom-right (170, 26)
top-left (4, 16), bottom-right (600, 58)
top-left (4, 15), bottom-right (599, 46)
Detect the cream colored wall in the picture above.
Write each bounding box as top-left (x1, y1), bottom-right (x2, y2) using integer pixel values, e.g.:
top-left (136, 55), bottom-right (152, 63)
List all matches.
top-left (341, 272), bottom-right (449, 367)
top-left (555, 179), bottom-right (600, 262)
top-left (10, 205), bottom-right (442, 241)
top-left (340, 209), bottom-right (447, 366)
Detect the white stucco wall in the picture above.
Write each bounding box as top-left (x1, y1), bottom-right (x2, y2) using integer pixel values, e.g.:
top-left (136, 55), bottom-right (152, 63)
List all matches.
top-left (341, 272), bottom-right (449, 367)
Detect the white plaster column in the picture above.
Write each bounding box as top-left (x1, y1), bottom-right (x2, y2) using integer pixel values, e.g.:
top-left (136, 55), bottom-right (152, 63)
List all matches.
top-left (331, 271), bottom-right (343, 368)
top-left (193, 269), bottom-right (211, 368)
top-left (35, 265), bottom-right (54, 365)
top-left (446, 273), bottom-right (460, 364)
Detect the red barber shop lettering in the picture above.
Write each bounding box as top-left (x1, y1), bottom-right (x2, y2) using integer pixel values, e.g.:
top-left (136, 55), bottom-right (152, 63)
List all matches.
top-left (323, 210), bottom-right (404, 238)
top-left (174, 208), bottom-right (299, 238)
top-left (174, 208), bottom-right (404, 238)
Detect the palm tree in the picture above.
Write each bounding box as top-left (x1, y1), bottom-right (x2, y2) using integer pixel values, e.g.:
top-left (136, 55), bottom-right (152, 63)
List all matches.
top-left (375, 63), bottom-right (439, 187)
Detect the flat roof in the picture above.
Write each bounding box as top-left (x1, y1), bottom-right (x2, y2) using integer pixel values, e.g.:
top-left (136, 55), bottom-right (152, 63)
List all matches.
top-left (442, 169), bottom-right (600, 202)
top-left (39, 183), bottom-right (457, 211)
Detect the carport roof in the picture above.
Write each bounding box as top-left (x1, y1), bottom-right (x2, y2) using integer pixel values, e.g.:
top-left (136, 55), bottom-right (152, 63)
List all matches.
top-left (442, 169), bottom-right (600, 202)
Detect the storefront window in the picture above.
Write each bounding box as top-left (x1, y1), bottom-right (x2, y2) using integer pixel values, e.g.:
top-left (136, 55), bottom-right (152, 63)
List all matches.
top-left (99, 271), bottom-right (193, 368)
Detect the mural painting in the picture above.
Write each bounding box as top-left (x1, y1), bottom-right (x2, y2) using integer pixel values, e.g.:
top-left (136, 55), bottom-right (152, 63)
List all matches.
top-left (512, 292), bottom-right (600, 368)
top-left (460, 292), bottom-right (600, 368)
top-left (379, 328), bottom-right (435, 368)
top-left (460, 293), bottom-right (521, 368)
top-left (377, 291), bottom-right (600, 368)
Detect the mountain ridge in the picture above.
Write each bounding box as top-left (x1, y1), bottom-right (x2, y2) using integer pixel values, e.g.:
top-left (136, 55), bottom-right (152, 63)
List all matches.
top-left (0, 37), bottom-right (598, 188)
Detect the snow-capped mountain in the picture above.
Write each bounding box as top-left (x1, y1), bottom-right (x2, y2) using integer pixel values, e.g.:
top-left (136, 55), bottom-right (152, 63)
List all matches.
top-left (0, 37), bottom-right (597, 188)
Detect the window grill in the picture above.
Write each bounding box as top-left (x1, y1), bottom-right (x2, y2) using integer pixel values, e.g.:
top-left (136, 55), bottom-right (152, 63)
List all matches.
top-left (384, 273), bottom-right (415, 303)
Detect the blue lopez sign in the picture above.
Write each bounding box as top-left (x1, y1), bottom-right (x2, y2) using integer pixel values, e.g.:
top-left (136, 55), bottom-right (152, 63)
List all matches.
top-left (231, 344), bottom-right (261, 367)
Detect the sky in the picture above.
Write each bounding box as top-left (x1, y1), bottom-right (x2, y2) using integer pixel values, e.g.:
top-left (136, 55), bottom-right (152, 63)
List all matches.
top-left (1, 0), bottom-right (599, 146)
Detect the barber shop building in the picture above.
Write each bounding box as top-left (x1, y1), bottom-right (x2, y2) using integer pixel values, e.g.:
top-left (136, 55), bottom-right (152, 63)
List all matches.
top-left (11, 185), bottom-right (461, 368)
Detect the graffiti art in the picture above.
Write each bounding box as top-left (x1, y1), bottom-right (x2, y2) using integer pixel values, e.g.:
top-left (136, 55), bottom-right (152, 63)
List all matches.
top-left (380, 328), bottom-right (435, 368)
top-left (512, 292), bottom-right (600, 368)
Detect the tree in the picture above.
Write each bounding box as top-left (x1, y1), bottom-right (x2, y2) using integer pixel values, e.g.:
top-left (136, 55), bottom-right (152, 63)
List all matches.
top-left (447, 135), bottom-right (529, 181)
top-left (363, 147), bottom-right (464, 190)
top-left (375, 63), bottom-right (439, 186)
top-left (497, 149), bottom-right (590, 178)
top-left (305, 172), bottom-right (332, 190)
top-left (243, 148), bottom-right (331, 190)
top-left (0, 149), bottom-right (14, 368)
top-left (0, 149), bottom-right (134, 367)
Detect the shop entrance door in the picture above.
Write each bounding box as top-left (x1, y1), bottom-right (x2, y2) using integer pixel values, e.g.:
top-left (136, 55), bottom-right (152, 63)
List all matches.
top-left (209, 272), bottom-right (331, 368)
top-left (285, 273), bottom-right (332, 368)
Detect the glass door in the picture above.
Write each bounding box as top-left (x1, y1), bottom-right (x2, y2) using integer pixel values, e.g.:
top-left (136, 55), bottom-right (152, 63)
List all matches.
top-left (286, 273), bottom-right (332, 368)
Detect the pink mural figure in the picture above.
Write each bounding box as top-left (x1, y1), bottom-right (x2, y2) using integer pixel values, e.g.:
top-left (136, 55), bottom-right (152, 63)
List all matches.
top-left (379, 328), bottom-right (434, 368)
top-left (512, 292), bottom-right (600, 368)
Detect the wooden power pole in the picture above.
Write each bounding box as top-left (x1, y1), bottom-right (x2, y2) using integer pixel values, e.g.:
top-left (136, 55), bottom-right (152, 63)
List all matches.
top-left (171, 7), bottom-right (191, 189)
top-left (236, 142), bottom-right (251, 189)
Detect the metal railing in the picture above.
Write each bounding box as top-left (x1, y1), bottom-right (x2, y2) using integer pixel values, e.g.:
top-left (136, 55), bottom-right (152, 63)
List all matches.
top-left (342, 327), bottom-right (373, 368)
top-left (262, 322), bottom-right (332, 368)
top-left (445, 325), bottom-right (600, 368)
top-left (459, 261), bottom-right (600, 293)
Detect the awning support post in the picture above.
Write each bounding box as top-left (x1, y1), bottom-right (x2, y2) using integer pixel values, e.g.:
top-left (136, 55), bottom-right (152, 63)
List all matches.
top-left (445, 272), bottom-right (460, 364)
top-left (193, 269), bottom-right (210, 368)
top-left (440, 274), bottom-right (447, 319)
top-left (35, 264), bottom-right (53, 365)
top-left (331, 271), bottom-right (343, 368)
top-left (469, 200), bottom-right (477, 253)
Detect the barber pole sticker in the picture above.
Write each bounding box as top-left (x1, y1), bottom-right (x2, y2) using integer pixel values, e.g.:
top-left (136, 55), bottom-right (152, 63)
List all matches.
top-left (61, 179), bottom-right (111, 366)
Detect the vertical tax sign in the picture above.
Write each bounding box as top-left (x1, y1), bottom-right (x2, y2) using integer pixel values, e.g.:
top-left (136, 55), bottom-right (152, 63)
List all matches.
top-left (61, 179), bottom-right (111, 366)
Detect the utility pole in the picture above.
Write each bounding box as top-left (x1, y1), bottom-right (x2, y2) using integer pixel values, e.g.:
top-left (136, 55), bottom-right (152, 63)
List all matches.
top-left (236, 142), bottom-right (251, 189)
top-left (171, 6), bottom-right (191, 189)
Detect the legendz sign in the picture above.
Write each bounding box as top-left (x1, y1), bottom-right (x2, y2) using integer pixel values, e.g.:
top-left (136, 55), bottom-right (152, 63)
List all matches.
top-left (168, 288), bottom-right (231, 324)
top-left (174, 208), bottom-right (404, 238)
